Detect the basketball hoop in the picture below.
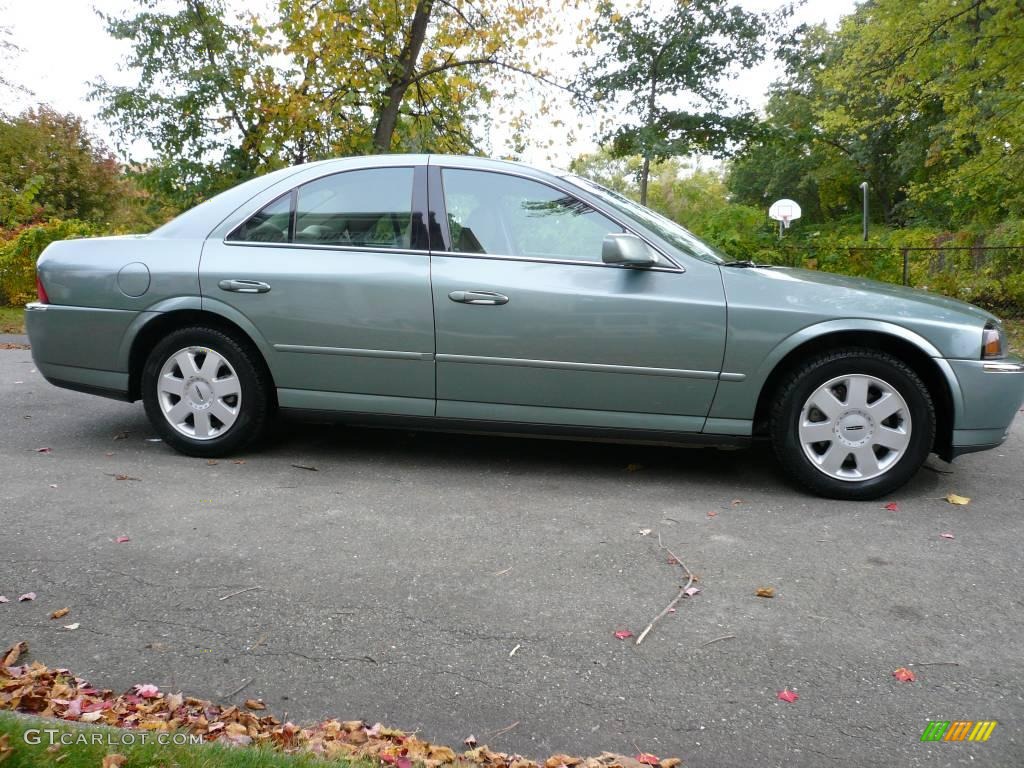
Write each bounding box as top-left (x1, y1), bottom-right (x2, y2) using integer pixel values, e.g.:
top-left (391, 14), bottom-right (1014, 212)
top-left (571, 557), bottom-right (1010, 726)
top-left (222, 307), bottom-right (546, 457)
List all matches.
top-left (769, 199), bottom-right (802, 238)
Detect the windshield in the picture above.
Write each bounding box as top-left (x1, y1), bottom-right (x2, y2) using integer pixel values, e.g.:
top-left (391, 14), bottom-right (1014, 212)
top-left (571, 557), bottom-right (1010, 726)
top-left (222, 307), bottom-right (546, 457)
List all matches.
top-left (565, 174), bottom-right (726, 264)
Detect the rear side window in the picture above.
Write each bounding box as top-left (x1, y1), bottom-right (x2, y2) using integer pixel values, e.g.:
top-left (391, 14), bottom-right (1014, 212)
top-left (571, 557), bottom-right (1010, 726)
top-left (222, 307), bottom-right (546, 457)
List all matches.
top-left (228, 193), bottom-right (291, 243)
top-left (441, 168), bottom-right (621, 262)
top-left (228, 167), bottom-right (415, 250)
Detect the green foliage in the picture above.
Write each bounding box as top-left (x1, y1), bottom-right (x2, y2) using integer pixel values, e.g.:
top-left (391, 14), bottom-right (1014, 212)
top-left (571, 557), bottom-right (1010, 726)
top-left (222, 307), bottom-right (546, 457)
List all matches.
top-left (0, 220), bottom-right (98, 305)
top-left (573, 0), bottom-right (780, 201)
top-left (93, 0), bottom-right (562, 207)
top-left (0, 107), bottom-right (127, 228)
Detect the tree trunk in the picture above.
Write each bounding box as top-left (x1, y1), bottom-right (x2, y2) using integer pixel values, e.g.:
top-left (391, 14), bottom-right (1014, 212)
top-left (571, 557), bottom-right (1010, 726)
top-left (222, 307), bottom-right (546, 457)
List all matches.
top-left (640, 155), bottom-right (651, 206)
top-left (372, 0), bottom-right (434, 153)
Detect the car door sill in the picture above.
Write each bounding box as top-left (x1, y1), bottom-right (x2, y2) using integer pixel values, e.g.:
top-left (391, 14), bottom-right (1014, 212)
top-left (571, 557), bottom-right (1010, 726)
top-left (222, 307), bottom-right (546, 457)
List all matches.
top-left (280, 408), bottom-right (753, 449)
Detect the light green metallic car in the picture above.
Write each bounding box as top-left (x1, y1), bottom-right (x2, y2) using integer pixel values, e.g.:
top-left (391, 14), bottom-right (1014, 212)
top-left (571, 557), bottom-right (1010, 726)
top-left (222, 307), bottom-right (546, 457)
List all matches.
top-left (26, 155), bottom-right (1024, 499)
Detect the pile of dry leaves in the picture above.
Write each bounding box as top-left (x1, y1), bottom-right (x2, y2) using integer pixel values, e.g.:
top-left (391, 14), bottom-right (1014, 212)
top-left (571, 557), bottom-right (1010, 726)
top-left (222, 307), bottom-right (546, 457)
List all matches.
top-left (1, 642), bottom-right (681, 768)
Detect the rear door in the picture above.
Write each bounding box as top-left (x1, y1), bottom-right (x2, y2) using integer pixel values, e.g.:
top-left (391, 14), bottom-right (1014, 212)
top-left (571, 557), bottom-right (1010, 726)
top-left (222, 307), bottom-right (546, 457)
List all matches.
top-left (200, 165), bottom-right (436, 416)
top-left (428, 164), bottom-right (728, 432)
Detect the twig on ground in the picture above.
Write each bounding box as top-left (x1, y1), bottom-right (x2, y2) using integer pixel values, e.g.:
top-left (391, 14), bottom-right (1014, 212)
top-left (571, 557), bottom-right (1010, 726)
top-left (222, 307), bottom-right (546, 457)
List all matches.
top-left (492, 566), bottom-right (513, 576)
top-left (509, 644), bottom-right (521, 657)
top-left (701, 634), bottom-right (735, 647)
top-left (489, 721), bottom-right (520, 738)
top-left (219, 586), bottom-right (260, 601)
top-left (912, 661), bottom-right (960, 667)
top-left (636, 533), bottom-right (695, 646)
top-left (224, 678), bottom-right (252, 698)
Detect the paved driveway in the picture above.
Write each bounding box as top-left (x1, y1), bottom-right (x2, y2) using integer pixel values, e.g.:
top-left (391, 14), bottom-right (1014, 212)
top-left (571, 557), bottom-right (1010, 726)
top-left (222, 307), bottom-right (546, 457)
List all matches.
top-left (2, 346), bottom-right (1022, 766)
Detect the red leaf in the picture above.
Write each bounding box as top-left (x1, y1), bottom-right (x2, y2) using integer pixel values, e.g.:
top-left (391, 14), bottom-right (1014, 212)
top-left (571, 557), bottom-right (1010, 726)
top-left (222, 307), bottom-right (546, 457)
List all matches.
top-left (637, 754), bottom-right (659, 765)
top-left (683, 586), bottom-right (700, 597)
top-left (18, 592), bottom-right (36, 602)
top-left (706, 510), bottom-right (718, 518)
top-left (777, 688), bottom-right (799, 703)
top-left (397, 758), bottom-right (413, 768)
top-left (381, 755), bottom-right (397, 765)
top-left (940, 532), bottom-right (955, 540)
top-left (884, 502), bottom-right (899, 512)
top-left (134, 684), bottom-right (159, 698)
top-left (35, 447), bottom-right (51, 453)
top-left (614, 630), bottom-right (633, 640)
top-left (892, 667), bottom-right (916, 682)
top-left (114, 536), bottom-right (130, 544)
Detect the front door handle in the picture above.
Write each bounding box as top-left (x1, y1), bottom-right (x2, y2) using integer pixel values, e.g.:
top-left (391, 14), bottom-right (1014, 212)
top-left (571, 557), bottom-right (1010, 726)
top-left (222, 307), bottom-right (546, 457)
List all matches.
top-left (448, 290), bottom-right (509, 305)
top-left (219, 279), bottom-right (271, 294)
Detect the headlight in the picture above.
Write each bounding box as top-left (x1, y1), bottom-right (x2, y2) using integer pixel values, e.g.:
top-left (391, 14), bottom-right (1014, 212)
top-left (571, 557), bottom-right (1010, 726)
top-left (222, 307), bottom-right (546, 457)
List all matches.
top-left (982, 324), bottom-right (1005, 359)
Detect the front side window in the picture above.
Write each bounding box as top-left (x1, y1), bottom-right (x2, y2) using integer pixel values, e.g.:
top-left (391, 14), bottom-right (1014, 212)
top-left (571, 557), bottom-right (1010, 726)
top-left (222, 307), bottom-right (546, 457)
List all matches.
top-left (442, 169), bottom-right (621, 263)
top-left (228, 167), bottom-right (414, 250)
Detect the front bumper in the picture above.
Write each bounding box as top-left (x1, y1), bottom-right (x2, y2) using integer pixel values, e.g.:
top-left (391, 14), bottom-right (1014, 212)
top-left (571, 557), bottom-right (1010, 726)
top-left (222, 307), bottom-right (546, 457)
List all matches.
top-left (947, 356), bottom-right (1024, 458)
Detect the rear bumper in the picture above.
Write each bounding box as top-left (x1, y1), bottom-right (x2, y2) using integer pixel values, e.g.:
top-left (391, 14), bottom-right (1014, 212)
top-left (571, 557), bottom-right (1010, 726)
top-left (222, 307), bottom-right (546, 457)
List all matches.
top-left (947, 357), bottom-right (1024, 457)
top-left (26, 302), bottom-right (133, 399)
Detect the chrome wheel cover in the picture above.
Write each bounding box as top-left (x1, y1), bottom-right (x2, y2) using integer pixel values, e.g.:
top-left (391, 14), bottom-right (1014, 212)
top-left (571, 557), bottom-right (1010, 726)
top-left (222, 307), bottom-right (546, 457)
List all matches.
top-left (157, 346), bottom-right (242, 441)
top-left (798, 374), bottom-right (911, 482)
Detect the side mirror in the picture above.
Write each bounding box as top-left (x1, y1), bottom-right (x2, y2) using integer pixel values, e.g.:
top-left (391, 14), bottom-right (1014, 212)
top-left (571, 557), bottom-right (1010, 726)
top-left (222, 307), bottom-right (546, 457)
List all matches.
top-left (602, 233), bottom-right (660, 268)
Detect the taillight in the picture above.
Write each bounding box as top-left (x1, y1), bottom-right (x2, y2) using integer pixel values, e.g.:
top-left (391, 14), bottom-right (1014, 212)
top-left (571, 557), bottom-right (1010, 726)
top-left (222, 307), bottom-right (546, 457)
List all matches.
top-left (36, 274), bottom-right (50, 304)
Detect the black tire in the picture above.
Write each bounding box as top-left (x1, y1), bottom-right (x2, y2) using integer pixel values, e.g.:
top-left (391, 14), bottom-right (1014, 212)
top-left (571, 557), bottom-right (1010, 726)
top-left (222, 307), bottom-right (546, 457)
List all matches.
top-left (142, 326), bottom-right (271, 458)
top-left (770, 348), bottom-right (935, 500)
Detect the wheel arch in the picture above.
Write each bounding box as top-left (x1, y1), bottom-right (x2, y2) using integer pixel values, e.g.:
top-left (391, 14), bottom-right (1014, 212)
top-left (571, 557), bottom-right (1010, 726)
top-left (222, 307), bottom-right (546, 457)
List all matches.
top-left (751, 321), bottom-right (961, 461)
top-left (123, 298), bottom-right (277, 404)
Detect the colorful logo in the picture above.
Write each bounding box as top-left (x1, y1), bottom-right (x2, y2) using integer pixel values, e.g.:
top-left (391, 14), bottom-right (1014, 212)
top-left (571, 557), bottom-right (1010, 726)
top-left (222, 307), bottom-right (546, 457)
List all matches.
top-left (920, 721), bottom-right (998, 742)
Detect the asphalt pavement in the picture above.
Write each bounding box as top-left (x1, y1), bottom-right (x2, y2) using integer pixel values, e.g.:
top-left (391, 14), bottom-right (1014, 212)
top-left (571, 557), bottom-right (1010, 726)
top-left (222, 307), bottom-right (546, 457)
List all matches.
top-left (2, 346), bottom-right (1022, 767)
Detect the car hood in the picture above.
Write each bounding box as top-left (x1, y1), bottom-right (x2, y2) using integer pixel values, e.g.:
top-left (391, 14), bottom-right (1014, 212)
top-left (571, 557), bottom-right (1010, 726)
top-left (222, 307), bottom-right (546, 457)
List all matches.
top-left (733, 266), bottom-right (1000, 325)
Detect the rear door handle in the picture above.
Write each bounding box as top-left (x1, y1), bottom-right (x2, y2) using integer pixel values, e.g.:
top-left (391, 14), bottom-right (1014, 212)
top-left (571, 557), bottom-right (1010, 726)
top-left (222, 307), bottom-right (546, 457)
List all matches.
top-left (219, 279), bottom-right (271, 294)
top-left (448, 290), bottom-right (509, 305)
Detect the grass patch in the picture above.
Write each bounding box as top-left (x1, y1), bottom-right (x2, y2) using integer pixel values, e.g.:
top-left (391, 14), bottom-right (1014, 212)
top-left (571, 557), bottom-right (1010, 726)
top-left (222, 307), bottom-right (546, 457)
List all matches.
top-left (0, 713), bottom-right (366, 768)
top-left (0, 305), bottom-right (24, 334)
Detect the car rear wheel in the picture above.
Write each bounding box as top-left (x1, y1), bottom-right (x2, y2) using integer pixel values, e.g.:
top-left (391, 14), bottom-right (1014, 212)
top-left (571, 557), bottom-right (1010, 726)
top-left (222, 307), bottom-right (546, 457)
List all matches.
top-left (770, 348), bottom-right (935, 500)
top-left (142, 327), bottom-right (270, 457)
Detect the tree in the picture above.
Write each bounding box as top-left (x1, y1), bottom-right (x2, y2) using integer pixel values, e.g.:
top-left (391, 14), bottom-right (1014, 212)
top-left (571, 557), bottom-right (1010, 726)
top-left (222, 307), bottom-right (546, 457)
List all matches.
top-left (0, 107), bottom-right (135, 229)
top-left (574, 0), bottom-right (778, 204)
top-left (93, 0), bottom-right (565, 206)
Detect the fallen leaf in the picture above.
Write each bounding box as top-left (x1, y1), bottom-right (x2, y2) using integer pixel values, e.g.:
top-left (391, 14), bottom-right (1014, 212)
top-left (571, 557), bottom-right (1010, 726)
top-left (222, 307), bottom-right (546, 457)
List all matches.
top-left (683, 586), bottom-right (700, 597)
top-left (291, 464), bottom-right (319, 471)
top-left (114, 474), bottom-right (140, 481)
top-left (18, 592), bottom-right (36, 602)
top-left (945, 493), bottom-right (970, 505)
top-left (244, 698), bottom-right (266, 710)
top-left (233, 459), bottom-right (246, 464)
top-left (35, 447), bottom-right (51, 453)
top-left (636, 755), bottom-right (659, 766)
top-left (706, 510), bottom-right (718, 518)
top-left (777, 688), bottom-right (799, 703)
top-left (397, 757), bottom-right (413, 768)
top-left (638, 528), bottom-right (652, 536)
top-left (113, 432), bottom-right (129, 440)
top-left (50, 608), bottom-right (69, 620)
top-left (79, 711), bottom-right (103, 723)
top-left (62, 623), bottom-right (80, 631)
top-left (666, 556), bottom-right (679, 565)
top-left (731, 498), bottom-right (743, 506)
top-left (104, 452), bottom-right (114, 457)
top-left (101, 754), bottom-right (126, 768)
top-left (613, 630), bottom-right (633, 640)
top-left (2, 641), bottom-right (27, 666)
top-left (49, 484), bottom-right (57, 489)
top-left (659, 761), bottom-right (682, 768)
top-left (884, 502), bottom-right (899, 512)
top-left (892, 667), bottom-right (916, 682)
top-left (0, 734), bottom-right (10, 762)
top-left (114, 536), bottom-right (130, 544)
top-left (134, 684), bottom-right (159, 698)
top-left (0, 596), bottom-right (8, 604)
top-left (755, 587), bottom-right (776, 598)
top-left (626, 463), bottom-right (643, 471)
top-left (207, 460), bottom-right (219, 466)
top-left (940, 532), bottom-right (955, 540)
top-left (463, 736), bottom-right (477, 747)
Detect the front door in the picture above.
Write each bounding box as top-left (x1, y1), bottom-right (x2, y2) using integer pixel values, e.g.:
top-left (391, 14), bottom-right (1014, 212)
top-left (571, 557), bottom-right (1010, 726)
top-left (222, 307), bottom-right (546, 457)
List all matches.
top-left (429, 166), bottom-right (727, 432)
top-left (200, 165), bottom-right (435, 416)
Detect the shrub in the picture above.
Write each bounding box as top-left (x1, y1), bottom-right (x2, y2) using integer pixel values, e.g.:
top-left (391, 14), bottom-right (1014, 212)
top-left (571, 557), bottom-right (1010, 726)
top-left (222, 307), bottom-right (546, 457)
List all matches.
top-left (0, 219), bottom-right (97, 305)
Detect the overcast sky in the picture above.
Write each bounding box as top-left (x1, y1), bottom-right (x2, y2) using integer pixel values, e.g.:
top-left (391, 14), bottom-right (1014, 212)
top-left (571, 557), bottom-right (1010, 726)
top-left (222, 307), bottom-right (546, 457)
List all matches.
top-left (2, 0), bottom-right (857, 166)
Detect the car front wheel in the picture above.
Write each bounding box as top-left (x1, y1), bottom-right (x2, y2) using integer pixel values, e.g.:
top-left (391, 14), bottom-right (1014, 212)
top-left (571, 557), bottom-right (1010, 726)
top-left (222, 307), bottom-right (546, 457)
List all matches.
top-left (770, 348), bottom-right (935, 500)
top-left (142, 326), bottom-right (271, 457)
